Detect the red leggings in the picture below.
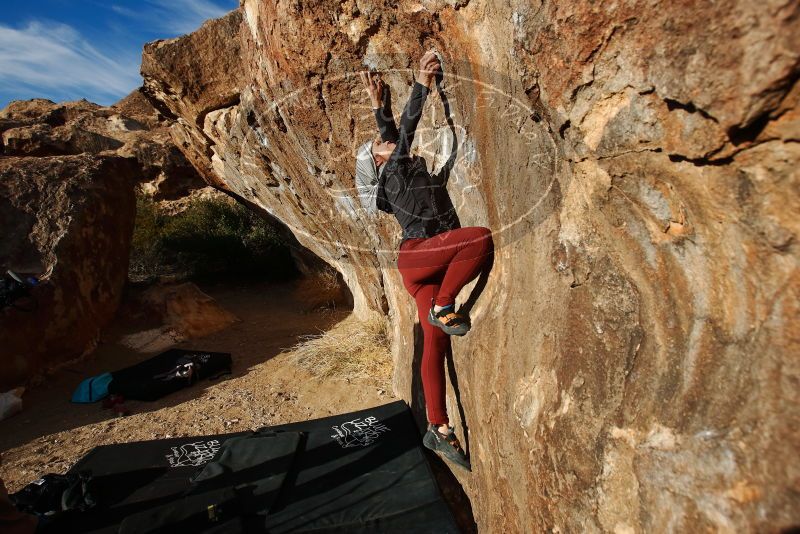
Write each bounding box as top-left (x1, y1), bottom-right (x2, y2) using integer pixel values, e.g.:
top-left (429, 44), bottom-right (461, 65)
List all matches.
top-left (397, 226), bottom-right (494, 425)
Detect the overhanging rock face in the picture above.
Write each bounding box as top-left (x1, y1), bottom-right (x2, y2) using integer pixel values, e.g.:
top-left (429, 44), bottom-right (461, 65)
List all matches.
top-left (140, 1), bottom-right (800, 531)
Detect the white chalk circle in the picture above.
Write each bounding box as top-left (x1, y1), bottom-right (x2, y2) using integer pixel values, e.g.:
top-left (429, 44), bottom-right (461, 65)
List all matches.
top-left (242, 60), bottom-right (559, 262)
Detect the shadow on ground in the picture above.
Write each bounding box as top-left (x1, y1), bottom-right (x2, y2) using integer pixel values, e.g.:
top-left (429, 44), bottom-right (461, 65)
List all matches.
top-left (0, 278), bottom-right (350, 451)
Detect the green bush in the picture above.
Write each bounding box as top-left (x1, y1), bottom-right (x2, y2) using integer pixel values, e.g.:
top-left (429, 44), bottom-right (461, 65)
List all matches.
top-left (129, 192), bottom-right (297, 282)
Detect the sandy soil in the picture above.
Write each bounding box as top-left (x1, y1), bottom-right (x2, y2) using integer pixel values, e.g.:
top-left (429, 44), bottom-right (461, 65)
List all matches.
top-left (0, 278), bottom-right (396, 492)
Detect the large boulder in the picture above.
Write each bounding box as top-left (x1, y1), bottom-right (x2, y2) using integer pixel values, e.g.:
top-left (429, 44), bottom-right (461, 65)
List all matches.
top-left (0, 89), bottom-right (328, 390)
top-left (140, 1), bottom-right (800, 531)
top-left (116, 282), bottom-right (240, 354)
top-left (0, 155), bottom-right (138, 388)
top-left (0, 92), bottom-right (208, 387)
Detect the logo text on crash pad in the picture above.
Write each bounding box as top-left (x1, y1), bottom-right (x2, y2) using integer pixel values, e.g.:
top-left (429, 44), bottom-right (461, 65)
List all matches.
top-left (166, 439), bottom-right (222, 467)
top-left (331, 416), bottom-right (391, 448)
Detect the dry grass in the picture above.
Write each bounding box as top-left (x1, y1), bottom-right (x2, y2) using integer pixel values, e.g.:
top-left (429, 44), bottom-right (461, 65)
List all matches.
top-left (292, 267), bottom-right (349, 312)
top-left (288, 314), bottom-right (393, 390)
top-left (313, 264), bottom-right (343, 293)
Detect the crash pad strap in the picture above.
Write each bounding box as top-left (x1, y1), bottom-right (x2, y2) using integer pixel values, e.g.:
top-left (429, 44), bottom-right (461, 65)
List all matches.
top-left (119, 431), bottom-right (302, 532)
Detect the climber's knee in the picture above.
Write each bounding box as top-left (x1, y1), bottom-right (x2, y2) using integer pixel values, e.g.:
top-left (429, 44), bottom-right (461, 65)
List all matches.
top-left (471, 226), bottom-right (493, 253)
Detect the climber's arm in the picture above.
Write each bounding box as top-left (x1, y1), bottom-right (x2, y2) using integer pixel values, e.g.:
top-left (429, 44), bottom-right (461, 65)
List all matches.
top-left (432, 84), bottom-right (458, 185)
top-left (390, 81), bottom-right (429, 163)
top-left (374, 86), bottom-right (399, 143)
top-left (389, 51), bottom-right (440, 164)
top-left (361, 70), bottom-right (399, 143)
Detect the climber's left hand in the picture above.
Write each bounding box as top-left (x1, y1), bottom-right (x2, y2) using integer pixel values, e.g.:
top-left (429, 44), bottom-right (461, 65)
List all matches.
top-left (360, 70), bottom-right (384, 109)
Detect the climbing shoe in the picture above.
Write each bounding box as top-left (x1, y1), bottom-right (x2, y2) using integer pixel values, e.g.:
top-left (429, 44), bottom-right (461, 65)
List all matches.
top-left (427, 301), bottom-right (470, 336)
top-left (423, 424), bottom-right (471, 471)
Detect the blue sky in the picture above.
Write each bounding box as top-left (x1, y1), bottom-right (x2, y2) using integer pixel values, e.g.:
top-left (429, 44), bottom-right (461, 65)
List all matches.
top-left (0, 0), bottom-right (238, 108)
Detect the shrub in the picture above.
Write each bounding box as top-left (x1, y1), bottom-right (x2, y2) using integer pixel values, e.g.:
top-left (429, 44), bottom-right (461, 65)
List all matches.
top-left (129, 192), bottom-right (297, 282)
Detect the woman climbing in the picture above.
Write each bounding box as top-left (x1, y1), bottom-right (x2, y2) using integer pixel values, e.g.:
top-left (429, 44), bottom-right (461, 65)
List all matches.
top-left (355, 50), bottom-right (494, 471)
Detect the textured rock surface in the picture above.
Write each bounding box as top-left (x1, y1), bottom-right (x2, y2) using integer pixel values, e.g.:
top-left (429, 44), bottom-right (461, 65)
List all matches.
top-left (140, 1), bottom-right (800, 531)
top-left (0, 155), bottom-right (138, 389)
top-left (0, 94), bottom-right (206, 200)
top-left (113, 90), bottom-right (208, 200)
top-left (117, 282), bottom-right (240, 353)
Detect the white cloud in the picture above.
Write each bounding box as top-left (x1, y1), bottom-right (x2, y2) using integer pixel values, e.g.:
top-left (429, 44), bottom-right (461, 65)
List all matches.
top-left (0, 20), bottom-right (141, 105)
top-left (0, 1), bottom-right (235, 106)
top-left (110, 5), bottom-right (139, 18)
top-left (114, 0), bottom-right (234, 35)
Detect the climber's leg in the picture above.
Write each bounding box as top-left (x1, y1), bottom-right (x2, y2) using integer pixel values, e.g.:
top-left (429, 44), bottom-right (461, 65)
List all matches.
top-left (412, 283), bottom-right (451, 425)
top-left (398, 244), bottom-right (451, 425)
top-left (397, 227), bottom-right (494, 308)
top-left (435, 226), bottom-right (493, 307)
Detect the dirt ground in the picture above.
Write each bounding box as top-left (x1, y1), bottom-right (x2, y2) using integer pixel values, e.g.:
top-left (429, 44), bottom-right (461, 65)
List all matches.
top-left (0, 278), bottom-right (396, 492)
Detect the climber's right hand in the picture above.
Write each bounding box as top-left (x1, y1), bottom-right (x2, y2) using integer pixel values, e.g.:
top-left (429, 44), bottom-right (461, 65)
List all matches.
top-left (360, 70), bottom-right (384, 109)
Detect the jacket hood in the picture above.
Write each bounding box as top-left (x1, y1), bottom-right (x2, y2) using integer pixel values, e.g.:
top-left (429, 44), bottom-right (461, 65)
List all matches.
top-left (355, 139), bottom-right (385, 189)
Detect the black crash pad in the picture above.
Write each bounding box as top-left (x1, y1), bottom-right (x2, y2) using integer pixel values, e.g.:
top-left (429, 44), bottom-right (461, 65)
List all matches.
top-left (108, 348), bottom-right (232, 401)
top-left (50, 400), bottom-right (459, 533)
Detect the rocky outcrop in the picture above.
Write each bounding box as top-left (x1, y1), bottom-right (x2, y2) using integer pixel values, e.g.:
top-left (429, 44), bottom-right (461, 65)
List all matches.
top-left (0, 94), bottom-right (209, 387)
top-left (117, 282), bottom-right (240, 354)
top-left (0, 155), bottom-right (138, 389)
top-left (0, 89), bottom-right (329, 389)
top-left (0, 94), bottom-right (206, 200)
top-left (140, 1), bottom-right (800, 531)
